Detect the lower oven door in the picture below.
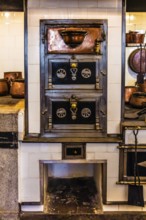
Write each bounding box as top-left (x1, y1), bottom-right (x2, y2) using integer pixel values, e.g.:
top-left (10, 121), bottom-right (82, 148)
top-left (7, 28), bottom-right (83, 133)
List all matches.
top-left (41, 91), bottom-right (107, 138)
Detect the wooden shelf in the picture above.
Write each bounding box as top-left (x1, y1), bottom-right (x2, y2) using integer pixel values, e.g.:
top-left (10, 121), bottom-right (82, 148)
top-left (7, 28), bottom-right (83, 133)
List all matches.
top-left (122, 121), bottom-right (146, 129)
top-left (126, 43), bottom-right (145, 47)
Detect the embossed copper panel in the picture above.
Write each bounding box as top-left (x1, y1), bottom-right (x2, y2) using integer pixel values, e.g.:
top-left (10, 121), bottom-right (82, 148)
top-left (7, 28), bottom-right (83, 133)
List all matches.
top-left (47, 27), bottom-right (104, 54)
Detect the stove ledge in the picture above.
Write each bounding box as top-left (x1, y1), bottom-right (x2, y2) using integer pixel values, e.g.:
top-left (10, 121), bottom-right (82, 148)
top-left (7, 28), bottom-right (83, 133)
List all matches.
top-left (23, 134), bottom-right (122, 143)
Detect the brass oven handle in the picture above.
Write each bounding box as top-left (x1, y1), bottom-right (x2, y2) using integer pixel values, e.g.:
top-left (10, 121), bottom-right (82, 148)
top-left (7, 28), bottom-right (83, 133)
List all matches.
top-left (70, 95), bottom-right (78, 120)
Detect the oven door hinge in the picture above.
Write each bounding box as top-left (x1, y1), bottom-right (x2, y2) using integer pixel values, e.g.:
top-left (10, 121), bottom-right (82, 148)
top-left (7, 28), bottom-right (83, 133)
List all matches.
top-left (42, 108), bottom-right (48, 115)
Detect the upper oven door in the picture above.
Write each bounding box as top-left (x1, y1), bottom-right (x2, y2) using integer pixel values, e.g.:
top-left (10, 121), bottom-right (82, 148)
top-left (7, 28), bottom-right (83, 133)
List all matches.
top-left (46, 55), bottom-right (104, 90)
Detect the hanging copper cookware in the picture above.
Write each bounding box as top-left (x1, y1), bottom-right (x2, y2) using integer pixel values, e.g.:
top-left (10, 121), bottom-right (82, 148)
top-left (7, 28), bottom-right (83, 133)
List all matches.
top-left (128, 48), bottom-right (146, 74)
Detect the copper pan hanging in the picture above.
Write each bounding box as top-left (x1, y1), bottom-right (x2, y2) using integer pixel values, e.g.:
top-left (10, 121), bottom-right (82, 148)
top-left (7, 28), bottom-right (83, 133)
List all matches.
top-left (128, 47), bottom-right (146, 74)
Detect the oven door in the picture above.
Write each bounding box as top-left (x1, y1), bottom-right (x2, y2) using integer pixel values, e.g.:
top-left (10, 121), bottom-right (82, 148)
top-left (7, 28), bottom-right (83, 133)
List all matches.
top-left (41, 91), bottom-right (107, 138)
top-left (47, 57), bottom-right (103, 90)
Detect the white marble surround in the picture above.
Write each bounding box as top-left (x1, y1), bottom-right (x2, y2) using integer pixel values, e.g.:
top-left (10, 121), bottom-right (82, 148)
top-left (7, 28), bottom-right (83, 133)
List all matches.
top-left (18, 0), bottom-right (146, 213)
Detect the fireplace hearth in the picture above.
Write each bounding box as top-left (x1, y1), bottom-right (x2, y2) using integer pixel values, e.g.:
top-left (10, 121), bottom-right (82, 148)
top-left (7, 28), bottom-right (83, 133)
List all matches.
top-left (40, 158), bottom-right (107, 215)
top-left (45, 177), bottom-right (103, 214)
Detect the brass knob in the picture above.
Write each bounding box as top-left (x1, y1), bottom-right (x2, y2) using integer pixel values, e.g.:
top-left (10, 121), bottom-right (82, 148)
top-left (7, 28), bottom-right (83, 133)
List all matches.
top-left (70, 62), bottom-right (77, 68)
top-left (71, 103), bottom-right (77, 109)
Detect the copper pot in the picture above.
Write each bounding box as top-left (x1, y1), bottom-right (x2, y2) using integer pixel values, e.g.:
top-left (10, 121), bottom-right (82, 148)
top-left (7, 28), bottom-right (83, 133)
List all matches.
top-left (126, 31), bottom-right (145, 44)
top-left (59, 30), bottom-right (87, 48)
top-left (4, 71), bottom-right (22, 84)
top-left (126, 33), bottom-right (133, 44)
top-left (125, 86), bottom-right (138, 103)
top-left (131, 33), bottom-right (145, 43)
top-left (0, 79), bottom-right (9, 96)
top-left (10, 79), bottom-right (25, 98)
top-left (129, 92), bottom-right (146, 108)
top-left (138, 80), bottom-right (146, 92)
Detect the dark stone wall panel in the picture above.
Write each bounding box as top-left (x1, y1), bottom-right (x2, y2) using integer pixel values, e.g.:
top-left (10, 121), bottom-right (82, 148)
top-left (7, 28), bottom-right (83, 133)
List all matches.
top-left (126, 0), bottom-right (146, 12)
top-left (0, 0), bottom-right (24, 11)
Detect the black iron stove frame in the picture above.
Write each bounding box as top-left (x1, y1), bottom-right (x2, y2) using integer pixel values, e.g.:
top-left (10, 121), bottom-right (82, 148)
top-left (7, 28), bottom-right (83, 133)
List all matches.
top-left (40, 19), bottom-right (107, 140)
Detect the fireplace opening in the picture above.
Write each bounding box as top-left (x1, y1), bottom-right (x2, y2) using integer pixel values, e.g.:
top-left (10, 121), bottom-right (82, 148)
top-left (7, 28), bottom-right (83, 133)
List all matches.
top-left (40, 161), bottom-right (107, 214)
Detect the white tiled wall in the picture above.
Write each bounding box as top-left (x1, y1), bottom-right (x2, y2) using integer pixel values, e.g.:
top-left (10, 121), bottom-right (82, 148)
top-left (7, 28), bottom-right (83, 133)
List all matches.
top-left (0, 12), bottom-right (24, 78)
top-left (27, 0), bottom-right (122, 134)
top-left (18, 142), bottom-right (62, 202)
top-left (125, 129), bottom-right (146, 145)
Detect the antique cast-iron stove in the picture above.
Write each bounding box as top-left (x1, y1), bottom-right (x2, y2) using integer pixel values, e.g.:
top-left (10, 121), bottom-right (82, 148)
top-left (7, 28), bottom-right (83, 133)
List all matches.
top-left (40, 19), bottom-right (107, 139)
